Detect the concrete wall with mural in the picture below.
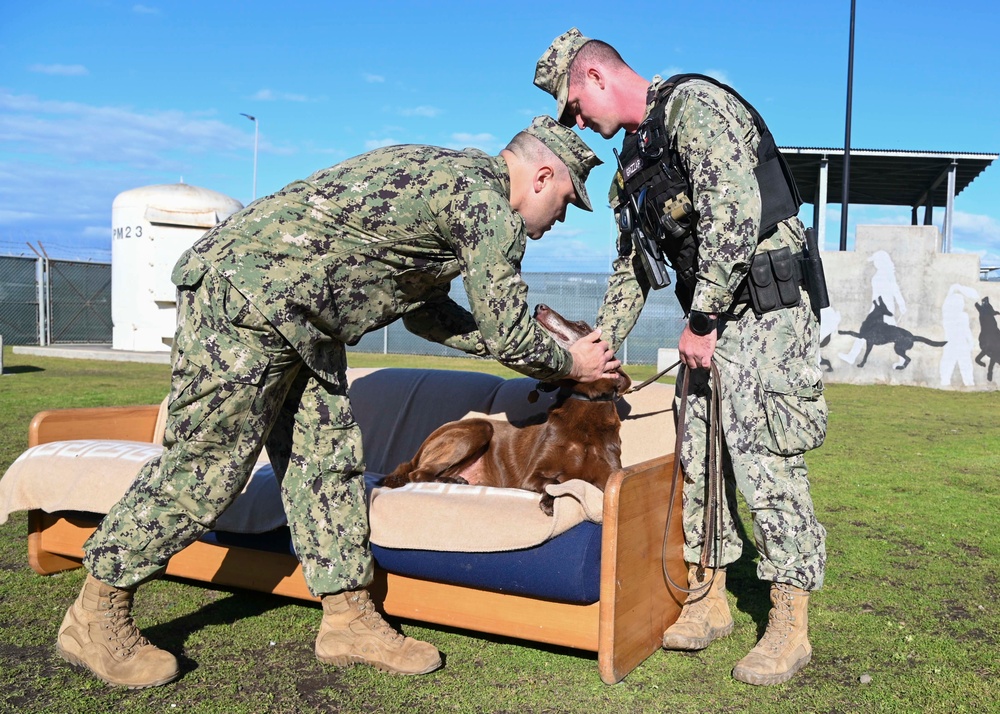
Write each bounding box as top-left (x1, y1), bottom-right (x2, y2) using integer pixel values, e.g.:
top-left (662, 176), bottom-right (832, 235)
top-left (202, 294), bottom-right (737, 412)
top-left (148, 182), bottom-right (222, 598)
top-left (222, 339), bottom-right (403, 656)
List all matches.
top-left (820, 225), bottom-right (1000, 391)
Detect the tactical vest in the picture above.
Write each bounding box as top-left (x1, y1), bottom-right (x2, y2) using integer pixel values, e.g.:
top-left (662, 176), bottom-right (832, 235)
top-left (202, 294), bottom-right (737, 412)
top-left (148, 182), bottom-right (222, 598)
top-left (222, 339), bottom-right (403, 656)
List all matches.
top-left (615, 74), bottom-right (803, 310)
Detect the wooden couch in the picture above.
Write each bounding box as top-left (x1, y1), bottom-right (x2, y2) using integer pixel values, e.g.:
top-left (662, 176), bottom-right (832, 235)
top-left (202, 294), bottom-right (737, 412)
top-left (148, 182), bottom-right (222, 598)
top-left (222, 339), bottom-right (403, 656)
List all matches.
top-left (7, 367), bottom-right (685, 684)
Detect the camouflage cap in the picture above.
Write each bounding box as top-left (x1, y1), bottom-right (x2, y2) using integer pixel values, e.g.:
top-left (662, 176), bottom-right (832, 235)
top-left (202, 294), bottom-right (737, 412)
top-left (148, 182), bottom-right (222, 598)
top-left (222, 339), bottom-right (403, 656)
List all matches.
top-left (523, 115), bottom-right (602, 212)
top-left (534, 27), bottom-right (593, 127)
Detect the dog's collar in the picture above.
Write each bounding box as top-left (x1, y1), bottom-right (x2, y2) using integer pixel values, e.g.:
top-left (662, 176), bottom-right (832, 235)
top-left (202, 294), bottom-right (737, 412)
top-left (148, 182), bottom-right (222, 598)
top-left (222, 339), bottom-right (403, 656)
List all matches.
top-left (566, 391), bottom-right (617, 403)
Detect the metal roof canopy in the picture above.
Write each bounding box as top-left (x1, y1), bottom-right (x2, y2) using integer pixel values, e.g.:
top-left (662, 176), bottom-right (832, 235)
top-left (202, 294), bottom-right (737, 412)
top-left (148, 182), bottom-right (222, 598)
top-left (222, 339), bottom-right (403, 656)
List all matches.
top-left (779, 147), bottom-right (997, 251)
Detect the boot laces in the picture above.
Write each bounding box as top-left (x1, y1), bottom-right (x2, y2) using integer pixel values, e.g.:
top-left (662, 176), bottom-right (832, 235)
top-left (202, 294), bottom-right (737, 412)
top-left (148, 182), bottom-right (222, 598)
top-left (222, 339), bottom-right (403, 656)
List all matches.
top-left (350, 593), bottom-right (404, 643)
top-left (757, 588), bottom-right (796, 653)
top-left (101, 590), bottom-right (150, 655)
top-left (676, 586), bottom-right (714, 623)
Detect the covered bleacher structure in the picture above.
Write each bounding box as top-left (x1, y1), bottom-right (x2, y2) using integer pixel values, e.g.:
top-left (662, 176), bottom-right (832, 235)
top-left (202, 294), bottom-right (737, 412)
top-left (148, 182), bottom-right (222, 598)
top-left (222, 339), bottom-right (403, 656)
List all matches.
top-left (780, 147), bottom-right (997, 257)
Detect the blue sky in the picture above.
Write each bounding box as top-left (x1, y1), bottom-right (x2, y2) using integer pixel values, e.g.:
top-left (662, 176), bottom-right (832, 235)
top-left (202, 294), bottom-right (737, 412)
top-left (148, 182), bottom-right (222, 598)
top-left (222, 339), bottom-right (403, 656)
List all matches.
top-left (1, 0), bottom-right (998, 273)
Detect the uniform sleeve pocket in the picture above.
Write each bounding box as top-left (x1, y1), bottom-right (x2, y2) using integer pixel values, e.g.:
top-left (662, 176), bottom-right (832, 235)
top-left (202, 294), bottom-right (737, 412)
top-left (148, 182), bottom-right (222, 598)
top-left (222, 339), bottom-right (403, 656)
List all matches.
top-left (757, 363), bottom-right (827, 456)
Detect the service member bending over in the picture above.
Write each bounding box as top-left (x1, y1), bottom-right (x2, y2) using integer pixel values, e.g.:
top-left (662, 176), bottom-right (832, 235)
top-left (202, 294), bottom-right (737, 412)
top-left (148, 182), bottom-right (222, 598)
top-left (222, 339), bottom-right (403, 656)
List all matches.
top-left (57, 116), bottom-right (616, 688)
top-left (535, 29), bottom-right (828, 686)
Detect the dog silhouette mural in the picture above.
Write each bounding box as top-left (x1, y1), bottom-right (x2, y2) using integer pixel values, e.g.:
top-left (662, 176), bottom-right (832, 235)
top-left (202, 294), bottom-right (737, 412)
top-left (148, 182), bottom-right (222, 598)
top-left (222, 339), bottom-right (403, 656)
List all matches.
top-left (974, 296), bottom-right (1000, 381)
top-left (840, 250), bottom-right (907, 365)
top-left (838, 297), bottom-right (946, 370)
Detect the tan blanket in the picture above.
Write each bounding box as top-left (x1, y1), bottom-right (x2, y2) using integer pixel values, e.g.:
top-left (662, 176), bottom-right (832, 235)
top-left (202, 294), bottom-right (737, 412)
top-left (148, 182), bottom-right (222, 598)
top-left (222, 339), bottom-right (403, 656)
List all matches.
top-left (1, 439), bottom-right (604, 552)
top-left (368, 479), bottom-right (604, 553)
top-left (0, 440), bottom-right (285, 534)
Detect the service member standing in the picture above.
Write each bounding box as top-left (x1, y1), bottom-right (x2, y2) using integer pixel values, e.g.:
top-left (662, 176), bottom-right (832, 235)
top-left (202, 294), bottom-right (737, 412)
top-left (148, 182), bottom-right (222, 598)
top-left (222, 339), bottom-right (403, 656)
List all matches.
top-left (534, 29), bottom-right (828, 686)
top-left (56, 116), bottom-right (616, 688)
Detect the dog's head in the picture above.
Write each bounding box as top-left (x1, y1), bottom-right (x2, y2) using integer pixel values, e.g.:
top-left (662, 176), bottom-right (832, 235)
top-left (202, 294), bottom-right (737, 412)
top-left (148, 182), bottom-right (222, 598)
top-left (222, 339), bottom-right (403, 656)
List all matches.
top-left (976, 296), bottom-right (998, 317)
top-left (533, 304), bottom-right (632, 399)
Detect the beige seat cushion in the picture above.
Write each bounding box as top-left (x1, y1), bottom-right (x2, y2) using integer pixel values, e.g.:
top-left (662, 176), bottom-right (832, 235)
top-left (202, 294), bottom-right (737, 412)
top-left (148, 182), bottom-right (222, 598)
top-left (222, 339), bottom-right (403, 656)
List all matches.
top-left (0, 439), bottom-right (284, 533)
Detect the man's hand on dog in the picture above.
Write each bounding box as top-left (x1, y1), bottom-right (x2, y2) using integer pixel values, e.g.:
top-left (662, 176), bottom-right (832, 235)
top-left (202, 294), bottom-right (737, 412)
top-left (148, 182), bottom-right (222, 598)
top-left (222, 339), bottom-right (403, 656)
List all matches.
top-left (568, 328), bottom-right (621, 382)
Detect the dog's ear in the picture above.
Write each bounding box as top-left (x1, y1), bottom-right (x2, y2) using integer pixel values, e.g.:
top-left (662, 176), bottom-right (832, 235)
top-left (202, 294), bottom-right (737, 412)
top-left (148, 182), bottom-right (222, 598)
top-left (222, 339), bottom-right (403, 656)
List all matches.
top-left (615, 370), bottom-right (633, 395)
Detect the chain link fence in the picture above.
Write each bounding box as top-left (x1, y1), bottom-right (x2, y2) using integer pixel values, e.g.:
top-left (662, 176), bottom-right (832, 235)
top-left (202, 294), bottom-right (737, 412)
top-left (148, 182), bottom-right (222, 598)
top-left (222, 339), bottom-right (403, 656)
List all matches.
top-left (347, 271), bottom-right (684, 365)
top-left (47, 260), bottom-right (112, 344)
top-left (0, 256), bottom-right (40, 344)
top-left (0, 256), bottom-right (112, 345)
top-left (1, 258), bottom-right (682, 364)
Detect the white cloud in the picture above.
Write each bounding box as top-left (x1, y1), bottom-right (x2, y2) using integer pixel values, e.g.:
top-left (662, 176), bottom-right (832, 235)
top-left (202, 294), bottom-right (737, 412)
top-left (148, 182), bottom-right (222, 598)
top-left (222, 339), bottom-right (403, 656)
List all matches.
top-left (133, 4), bottom-right (160, 14)
top-left (364, 73), bottom-right (385, 83)
top-left (400, 105), bottom-right (441, 118)
top-left (0, 91), bottom-right (264, 254)
top-left (29, 64), bottom-right (88, 76)
top-left (951, 210), bottom-right (1000, 237)
top-left (950, 211), bottom-right (1000, 266)
top-left (703, 69), bottom-right (731, 85)
top-left (522, 229), bottom-right (616, 273)
top-left (0, 91), bottom-right (248, 169)
top-left (251, 89), bottom-right (310, 102)
top-left (448, 132), bottom-right (498, 152)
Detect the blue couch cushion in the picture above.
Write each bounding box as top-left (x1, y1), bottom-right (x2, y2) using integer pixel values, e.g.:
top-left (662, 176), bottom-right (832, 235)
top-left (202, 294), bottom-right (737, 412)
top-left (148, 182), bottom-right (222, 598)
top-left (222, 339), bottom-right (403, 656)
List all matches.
top-left (202, 523), bottom-right (602, 605)
top-left (371, 521), bottom-right (602, 604)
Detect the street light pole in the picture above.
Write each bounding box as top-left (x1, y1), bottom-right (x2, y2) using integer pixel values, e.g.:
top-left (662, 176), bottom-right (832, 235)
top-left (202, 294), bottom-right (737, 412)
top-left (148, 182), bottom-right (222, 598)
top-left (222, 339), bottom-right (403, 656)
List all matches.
top-left (240, 113), bottom-right (258, 201)
top-left (840, 0), bottom-right (856, 251)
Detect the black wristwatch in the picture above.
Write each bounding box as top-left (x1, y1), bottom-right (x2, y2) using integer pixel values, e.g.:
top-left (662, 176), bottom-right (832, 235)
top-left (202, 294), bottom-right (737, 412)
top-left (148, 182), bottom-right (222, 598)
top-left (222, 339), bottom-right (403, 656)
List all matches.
top-left (688, 311), bottom-right (718, 336)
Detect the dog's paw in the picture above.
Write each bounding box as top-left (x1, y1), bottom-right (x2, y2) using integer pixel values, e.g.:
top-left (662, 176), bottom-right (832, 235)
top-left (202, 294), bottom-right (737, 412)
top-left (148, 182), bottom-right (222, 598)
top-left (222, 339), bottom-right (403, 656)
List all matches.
top-left (439, 476), bottom-right (470, 485)
top-left (380, 474), bottom-right (409, 488)
top-left (539, 494), bottom-right (555, 517)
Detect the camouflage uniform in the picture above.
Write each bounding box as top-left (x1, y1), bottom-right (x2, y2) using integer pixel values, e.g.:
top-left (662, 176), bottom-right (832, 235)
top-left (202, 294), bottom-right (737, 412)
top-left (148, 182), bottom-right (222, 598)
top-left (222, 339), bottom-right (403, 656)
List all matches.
top-left (84, 118), bottom-right (602, 597)
top-left (595, 78), bottom-right (828, 590)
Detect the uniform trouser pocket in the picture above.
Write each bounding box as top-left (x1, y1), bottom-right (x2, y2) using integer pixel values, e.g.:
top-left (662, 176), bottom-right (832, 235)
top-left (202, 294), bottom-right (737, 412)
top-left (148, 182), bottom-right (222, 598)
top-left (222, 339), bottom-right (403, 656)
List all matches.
top-left (84, 272), bottom-right (290, 587)
top-left (166, 275), bottom-right (271, 445)
top-left (757, 362), bottom-right (828, 456)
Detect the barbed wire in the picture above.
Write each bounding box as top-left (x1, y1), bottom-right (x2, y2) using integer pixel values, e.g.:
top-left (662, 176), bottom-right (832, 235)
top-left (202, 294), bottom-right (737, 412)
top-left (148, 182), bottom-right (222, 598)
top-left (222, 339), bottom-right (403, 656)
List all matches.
top-left (0, 238), bottom-right (111, 262)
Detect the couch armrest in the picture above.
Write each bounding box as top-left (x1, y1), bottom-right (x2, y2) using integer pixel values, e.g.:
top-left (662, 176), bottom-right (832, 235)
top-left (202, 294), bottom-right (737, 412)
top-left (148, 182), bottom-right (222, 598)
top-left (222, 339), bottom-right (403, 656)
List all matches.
top-left (29, 405), bottom-right (161, 447)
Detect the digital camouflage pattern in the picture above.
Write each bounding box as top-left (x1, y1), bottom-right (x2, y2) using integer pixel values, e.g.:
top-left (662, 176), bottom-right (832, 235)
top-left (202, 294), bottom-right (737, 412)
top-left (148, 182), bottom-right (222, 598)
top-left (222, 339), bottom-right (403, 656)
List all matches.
top-left (597, 77), bottom-right (809, 343)
top-left (676, 296), bottom-right (828, 590)
top-left (85, 131), bottom-right (600, 596)
top-left (593, 77), bottom-right (828, 590)
top-left (523, 115), bottom-right (603, 211)
top-left (182, 143), bottom-right (590, 383)
top-left (533, 27), bottom-right (592, 125)
top-left (85, 270), bottom-right (373, 596)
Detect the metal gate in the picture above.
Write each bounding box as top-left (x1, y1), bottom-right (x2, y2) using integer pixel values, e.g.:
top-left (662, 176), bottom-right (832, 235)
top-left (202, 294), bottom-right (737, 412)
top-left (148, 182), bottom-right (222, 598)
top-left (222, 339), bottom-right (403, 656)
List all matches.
top-left (0, 255), bottom-right (112, 345)
top-left (0, 256), bottom-right (39, 345)
top-left (46, 259), bottom-right (112, 344)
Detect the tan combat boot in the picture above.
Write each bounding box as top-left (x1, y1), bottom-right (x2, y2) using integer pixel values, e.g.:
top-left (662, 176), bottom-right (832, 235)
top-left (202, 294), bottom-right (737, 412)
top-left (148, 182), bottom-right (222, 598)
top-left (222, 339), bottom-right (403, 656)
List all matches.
top-left (732, 583), bottom-right (811, 685)
top-left (662, 564), bottom-right (734, 650)
top-left (56, 574), bottom-right (180, 688)
top-left (315, 589), bottom-right (441, 675)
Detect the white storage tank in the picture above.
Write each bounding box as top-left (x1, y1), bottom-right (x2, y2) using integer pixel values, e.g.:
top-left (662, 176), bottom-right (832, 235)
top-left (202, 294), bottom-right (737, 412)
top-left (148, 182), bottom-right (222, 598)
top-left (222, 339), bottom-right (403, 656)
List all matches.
top-left (112, 183), bottom-right (243, 352)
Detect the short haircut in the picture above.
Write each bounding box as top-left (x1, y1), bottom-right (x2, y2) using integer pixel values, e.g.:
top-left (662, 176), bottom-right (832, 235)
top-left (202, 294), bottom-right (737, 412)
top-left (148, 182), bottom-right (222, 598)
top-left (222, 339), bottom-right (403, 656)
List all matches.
top-left (504, 132), bottom-right (570, 177)
top-left (568, 40), bottom-right (627, 88)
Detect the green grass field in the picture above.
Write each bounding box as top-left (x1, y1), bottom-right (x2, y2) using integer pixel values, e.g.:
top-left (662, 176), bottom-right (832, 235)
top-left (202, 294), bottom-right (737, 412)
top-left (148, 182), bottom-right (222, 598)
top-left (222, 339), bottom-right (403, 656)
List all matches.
top-left (0, 348), bottom-right (997, 713)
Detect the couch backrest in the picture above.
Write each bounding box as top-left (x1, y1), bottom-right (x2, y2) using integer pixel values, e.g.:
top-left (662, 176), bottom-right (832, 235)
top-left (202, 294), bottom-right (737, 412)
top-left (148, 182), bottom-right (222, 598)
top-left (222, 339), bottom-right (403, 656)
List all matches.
top-left (346, 368), bottom-right (676, 474)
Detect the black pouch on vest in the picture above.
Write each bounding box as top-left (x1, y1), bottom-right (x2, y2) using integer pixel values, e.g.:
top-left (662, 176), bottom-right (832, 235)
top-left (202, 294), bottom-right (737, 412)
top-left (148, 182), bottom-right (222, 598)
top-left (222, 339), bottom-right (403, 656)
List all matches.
top-left (748, 247), bottom-right (800, 316)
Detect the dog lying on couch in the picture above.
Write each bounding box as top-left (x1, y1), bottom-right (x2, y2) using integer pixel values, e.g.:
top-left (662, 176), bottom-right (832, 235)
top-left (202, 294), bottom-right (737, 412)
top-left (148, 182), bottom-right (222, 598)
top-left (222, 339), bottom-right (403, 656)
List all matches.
top-left (382, 305), bottom-right (632, 514)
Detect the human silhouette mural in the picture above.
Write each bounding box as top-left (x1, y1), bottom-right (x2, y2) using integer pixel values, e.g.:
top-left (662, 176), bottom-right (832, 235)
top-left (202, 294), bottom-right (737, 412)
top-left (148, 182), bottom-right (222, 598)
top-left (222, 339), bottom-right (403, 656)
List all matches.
top-left (939, 284), bottom-right (979, 387)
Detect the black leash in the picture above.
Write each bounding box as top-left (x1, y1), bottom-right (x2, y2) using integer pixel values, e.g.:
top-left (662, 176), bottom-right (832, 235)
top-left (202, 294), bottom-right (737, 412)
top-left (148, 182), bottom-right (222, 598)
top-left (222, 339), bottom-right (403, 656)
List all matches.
top-left (624, 359), bottom-right (681, 394)
top-left (662, 361), bottom-right (726, 596)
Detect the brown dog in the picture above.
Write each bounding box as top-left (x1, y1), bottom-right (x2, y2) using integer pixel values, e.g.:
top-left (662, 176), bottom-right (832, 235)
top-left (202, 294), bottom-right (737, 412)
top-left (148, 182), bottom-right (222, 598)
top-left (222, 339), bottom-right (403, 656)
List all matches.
top-left (381, 304), bottom-right (632, 514)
